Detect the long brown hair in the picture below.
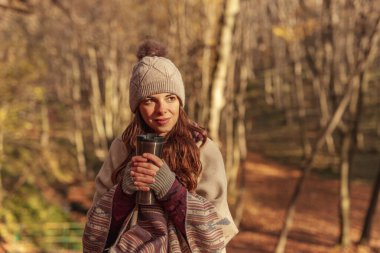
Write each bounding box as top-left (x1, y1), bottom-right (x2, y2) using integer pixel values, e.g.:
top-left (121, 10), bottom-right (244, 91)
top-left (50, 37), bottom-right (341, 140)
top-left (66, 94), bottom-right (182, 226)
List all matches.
top-left (111, 107), bottom-right (207, 192)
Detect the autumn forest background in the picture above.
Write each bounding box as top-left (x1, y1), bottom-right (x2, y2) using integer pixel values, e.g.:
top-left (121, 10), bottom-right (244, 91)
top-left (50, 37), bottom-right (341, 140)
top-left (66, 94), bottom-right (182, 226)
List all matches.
top-left (0, 0), bottom-right (380, 252)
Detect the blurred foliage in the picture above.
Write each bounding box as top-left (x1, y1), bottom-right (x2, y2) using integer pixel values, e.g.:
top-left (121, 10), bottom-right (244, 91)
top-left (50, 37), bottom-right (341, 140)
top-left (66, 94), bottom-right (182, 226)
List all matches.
top-left (0, 9), bottom-right (73, 251)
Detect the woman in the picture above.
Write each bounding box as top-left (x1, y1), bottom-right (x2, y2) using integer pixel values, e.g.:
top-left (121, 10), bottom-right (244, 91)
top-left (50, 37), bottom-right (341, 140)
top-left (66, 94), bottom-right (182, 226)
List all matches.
top-left (83, 39), bottom-right (238, 253)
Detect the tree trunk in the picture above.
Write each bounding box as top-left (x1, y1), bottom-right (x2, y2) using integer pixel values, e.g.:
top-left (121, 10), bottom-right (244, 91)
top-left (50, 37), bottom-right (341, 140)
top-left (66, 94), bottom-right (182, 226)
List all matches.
top-left (231, 44), bottom-right (248, 227)
top-left (71, 58), bottom-right (87, 175)
top-left (337, 12), bottom-right (380, 246)
top-left (225, 60), bottom-right (235, 181)
top-left (0, 104), bottom-right (7, 208)
top-left (104, 31), bottom-right (117, 141)
top-left (338, 132), bottom-right (351, 247)
top-left (292, 45), bottom-right (311, 157)
top-left (315, 78), bottom-right (336, 154)
top-left (224, 0), bottom-right (250, 226)
top-left (209, 0), bottom-right (239, 143)
top-left (273, 69), bottom-right (284, 111)
top-left (40, 99), bottom-right (50, 148)
top-left (338, 72), bottom-right (364, 247)
top-left (359, 161), bottom-right (380, 245)
top-left (264, 70), bottom-right (274, 105)
top-left (321, 0), bottom-right (337, 154)
top-left (88, 47), bottom-right (108, 157)
top-left (199, 0), bottom-right (223, 126)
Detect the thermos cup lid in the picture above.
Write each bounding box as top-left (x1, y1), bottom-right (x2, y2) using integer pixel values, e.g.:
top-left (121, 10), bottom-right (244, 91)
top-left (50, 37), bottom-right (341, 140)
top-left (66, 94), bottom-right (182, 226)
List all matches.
top-left (137, 133), bottom-right (165, 143)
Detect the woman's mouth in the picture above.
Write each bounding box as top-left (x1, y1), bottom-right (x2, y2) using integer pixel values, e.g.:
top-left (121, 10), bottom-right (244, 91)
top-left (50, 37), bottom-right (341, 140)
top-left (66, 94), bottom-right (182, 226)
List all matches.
top-left (155, 118), bottom-right (170, 126)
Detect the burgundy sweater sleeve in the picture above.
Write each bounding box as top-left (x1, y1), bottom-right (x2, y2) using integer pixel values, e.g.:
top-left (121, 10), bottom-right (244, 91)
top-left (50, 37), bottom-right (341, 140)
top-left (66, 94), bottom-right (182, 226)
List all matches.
top-left (105, 183), bottom-right (136, 248)
top-left (157, 179), bottom-right (187, 235)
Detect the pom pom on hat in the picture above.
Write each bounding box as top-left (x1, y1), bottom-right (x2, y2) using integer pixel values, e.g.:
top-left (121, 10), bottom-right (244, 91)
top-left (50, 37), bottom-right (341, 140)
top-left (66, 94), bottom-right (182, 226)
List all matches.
top-left (129, 39), bottom-right (185, 112)
top-left (136, 39), bottom-right (167, 60)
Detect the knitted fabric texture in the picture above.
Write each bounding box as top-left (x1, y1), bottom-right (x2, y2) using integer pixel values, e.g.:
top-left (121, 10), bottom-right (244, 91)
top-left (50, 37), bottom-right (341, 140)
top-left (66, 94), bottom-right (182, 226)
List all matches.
top-left (121, 164), bottom-right (137, 195)
top-left (129, 56), bottom-right (185, 112)
top-left (149, 161), bottom-right (176, 199)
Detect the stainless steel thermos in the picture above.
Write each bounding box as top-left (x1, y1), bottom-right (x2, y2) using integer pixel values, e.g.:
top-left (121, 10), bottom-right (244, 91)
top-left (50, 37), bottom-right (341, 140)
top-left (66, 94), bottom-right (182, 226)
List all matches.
top-left (135, 133), bottom-right (165, 205)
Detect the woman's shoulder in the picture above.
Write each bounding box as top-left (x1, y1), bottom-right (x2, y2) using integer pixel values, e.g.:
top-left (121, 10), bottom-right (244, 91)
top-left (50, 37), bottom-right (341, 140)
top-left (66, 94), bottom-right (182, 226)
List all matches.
top-left (200, 138), bottom-right (221, 153)
top-left (109, 136), bottom-right (128, 155)
top-left (113, 136), bottom-right (124, 144)
top-left (199, 138), bottom-right (224, 168)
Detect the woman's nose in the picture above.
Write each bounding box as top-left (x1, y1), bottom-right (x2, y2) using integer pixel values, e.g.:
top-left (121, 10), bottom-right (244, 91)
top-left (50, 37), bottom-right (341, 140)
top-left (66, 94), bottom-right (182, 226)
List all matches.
top-left (155, 101), bottom-right (167, 114)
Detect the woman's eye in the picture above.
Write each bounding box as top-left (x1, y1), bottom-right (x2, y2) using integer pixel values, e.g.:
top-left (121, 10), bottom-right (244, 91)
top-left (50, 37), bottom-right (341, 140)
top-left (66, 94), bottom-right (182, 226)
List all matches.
top-left (142, 99), bottom-right (153, 105)
top-left (166, 96), bottom-right (177, 102)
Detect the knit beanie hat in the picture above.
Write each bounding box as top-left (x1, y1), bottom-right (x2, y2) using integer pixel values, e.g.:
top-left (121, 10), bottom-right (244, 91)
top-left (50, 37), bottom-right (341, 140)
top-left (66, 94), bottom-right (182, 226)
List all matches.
top-left (129, 40), bottom-right (185, 112)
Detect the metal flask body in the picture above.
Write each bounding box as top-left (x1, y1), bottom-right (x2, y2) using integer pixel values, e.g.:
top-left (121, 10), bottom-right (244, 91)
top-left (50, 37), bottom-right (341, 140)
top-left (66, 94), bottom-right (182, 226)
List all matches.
top-left (135, 133), bottom-right (165, 205)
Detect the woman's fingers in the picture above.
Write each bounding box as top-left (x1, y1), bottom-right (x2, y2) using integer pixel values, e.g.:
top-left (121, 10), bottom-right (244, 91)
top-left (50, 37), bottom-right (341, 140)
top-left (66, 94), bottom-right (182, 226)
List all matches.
top-left (142, 153), bottom-right (164, 167)
top-left (130, 154), bottom-right (163, 189)
top-left (131, 154), bottom-right (163, 167)
top-left (131, 155), bottom-right (148, 163)
top-left (131, 172), bottom-right (155, 183)
top-left (128, 155), bottom-right (162, 193)
top-left (131, 166), bottom-right (158, 177)
top-left (133, 164), bottom-right (158, 174)
top-left (131, 154), bottom-right (162, 171)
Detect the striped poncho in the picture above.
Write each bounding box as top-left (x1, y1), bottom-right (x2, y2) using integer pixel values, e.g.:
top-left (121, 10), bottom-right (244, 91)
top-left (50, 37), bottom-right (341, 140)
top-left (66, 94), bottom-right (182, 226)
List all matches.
top-left (83, 137), bottom-right (238, 252)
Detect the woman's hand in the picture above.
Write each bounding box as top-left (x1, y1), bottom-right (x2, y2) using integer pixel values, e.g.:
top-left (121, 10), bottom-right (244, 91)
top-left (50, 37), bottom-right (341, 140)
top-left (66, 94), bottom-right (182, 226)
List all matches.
top-left (130, 153), bottom-right (163, 191)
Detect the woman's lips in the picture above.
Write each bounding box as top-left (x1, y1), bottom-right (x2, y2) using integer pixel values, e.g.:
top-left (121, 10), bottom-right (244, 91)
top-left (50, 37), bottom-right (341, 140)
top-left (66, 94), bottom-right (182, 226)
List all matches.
top-left (155, 118), bottom-right (170, 126)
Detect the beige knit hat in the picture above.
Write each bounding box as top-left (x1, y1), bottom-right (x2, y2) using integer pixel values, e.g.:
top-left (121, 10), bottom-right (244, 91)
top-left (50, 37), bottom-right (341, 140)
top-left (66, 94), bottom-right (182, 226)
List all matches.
top-left (129, 40), bottom-right (185, 112)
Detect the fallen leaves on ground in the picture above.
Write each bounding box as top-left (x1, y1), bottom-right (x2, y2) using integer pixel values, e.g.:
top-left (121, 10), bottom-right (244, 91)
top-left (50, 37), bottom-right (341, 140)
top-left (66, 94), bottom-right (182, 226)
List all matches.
top-left (227, 153), bottom-right (380, 253)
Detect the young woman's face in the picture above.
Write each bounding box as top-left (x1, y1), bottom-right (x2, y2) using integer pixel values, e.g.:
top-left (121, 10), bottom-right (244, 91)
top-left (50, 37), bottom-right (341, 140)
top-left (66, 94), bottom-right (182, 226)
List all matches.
top-left (138, 93), bottom-right (180, 136)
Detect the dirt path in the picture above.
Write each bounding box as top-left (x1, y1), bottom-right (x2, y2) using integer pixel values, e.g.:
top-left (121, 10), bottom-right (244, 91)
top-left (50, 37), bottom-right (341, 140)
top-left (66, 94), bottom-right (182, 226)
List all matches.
top-left (227, 153), bottom-right (380, 253)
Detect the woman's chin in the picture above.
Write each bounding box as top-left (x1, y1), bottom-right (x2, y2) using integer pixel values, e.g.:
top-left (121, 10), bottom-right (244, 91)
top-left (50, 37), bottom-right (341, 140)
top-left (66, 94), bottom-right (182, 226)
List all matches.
top-left (152, 126), bottom-right (170, 136)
